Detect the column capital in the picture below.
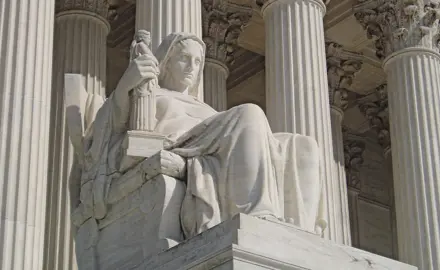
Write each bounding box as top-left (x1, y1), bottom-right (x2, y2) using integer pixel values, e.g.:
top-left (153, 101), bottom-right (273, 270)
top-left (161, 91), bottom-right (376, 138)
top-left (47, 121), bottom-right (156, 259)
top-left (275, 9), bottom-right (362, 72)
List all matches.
top-left (256, 0), bottom-right (327, 16)
top-left (357, 84), bottom-right (391, 155)
top-left (56, 0), bottom-right (110, 18)
top-left (343, 135), bottom-right (366, 189)
top-left (354, 0), bottom-right (440, 59)
top-left (326, 41), bottom-right (363, 112)
top-left (202, 1), bottom-right (252, 65)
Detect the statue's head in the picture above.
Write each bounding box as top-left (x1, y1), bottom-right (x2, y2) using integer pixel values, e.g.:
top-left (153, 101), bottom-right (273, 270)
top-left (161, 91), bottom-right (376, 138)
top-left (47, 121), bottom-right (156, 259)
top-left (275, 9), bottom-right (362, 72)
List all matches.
top-left (155, 33), bottom-right (205, 97)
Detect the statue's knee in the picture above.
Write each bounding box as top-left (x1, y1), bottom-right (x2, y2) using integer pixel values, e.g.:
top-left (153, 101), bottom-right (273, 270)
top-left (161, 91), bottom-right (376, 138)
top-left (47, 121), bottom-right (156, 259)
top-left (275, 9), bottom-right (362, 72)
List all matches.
top-left (237, 103), bottom-right (265, 120)
top-left (295, 135), bottom-right (320, 168)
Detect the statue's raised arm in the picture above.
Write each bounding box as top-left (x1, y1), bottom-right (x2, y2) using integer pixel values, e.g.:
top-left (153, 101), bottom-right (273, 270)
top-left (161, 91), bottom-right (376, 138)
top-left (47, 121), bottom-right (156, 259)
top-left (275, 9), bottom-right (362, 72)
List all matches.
top-left (128, 30), bottom-right (157, 132)
top-left (112, 30), bottom-right (160, 132)
top-left (70, 32), bottom-right (326, 270)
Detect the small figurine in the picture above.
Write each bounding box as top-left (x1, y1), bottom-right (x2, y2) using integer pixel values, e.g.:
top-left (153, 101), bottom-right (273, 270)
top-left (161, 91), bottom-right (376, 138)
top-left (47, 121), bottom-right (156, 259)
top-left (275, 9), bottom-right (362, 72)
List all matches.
top-left (130, 29), bottom-right (153, 60)
top-left (128, 30), bottom-right (157, 131)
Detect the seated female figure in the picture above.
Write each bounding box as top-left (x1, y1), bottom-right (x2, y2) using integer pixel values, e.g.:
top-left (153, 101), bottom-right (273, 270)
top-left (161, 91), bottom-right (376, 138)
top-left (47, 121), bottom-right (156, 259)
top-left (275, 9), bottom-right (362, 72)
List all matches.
top-left (82, 32), bottom-right (325, 239)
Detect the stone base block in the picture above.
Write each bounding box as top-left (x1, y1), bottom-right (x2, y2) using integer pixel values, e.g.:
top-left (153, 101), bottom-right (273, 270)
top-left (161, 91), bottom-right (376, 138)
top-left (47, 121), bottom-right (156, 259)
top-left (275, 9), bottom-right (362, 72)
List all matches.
top-left (75, 174), bottom-right (186, 270)
top-left (137, 214), bottom-right (416, 270)
top-left (123, 130), bottom-right (166, 158)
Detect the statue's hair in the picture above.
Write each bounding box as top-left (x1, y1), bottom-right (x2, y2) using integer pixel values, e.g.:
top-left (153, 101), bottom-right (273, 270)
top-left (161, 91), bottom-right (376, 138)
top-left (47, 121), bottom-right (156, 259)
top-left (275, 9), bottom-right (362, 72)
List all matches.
top-left (155, 32), bottom-right (206, 98)
top-left (134, 29), bottom-right (151, 43)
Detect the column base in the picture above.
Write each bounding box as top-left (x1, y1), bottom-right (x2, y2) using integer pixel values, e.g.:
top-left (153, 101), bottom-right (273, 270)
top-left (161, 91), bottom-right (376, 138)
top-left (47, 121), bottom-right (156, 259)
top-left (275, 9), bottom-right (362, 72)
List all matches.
top-left (137, 214), bottom-right (416, 270)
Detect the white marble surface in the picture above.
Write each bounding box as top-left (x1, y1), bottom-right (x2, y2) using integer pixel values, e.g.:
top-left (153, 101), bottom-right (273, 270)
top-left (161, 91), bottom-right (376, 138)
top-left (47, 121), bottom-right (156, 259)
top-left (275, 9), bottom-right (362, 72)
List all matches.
top-left (68, 32), bottom-right (326, 269)
top-left (261, 0), bottom-right (347, 244)
top-left (326, 42), bottom-right (363, 246)
top-left (44, 6), bottom-right (110, 269)
top-left (0, 1), bottom-right (55, 269)
top-left (75, 173), bottom-right (185, 270)
top-left (330, 107), bottom-right (352, 244)
top-left (353, 1), bottom-right (440, 268)
top-left (203, 59), bottom-right (229, 111)
top-left (136, 214), bottom-right (416, 270)
top-left (384, 47), bottom-right (440, 269)
top-left (135, 0), bottom-right (204, 100)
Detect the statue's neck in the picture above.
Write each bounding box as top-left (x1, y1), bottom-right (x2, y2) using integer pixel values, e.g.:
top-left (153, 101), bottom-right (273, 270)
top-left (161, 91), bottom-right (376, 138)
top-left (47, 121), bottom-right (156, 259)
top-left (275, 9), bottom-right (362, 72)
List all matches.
top-left (160, 79), bottom-right (189, 95)
top-left (159, 87), bottom-right (189, 96)
top-left (159, 88), bottom-right (189, 96)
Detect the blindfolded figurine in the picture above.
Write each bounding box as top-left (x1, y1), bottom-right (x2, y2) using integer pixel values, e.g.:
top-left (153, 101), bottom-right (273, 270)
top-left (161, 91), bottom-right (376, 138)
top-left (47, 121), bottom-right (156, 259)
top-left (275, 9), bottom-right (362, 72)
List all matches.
top-left (128, 30), bottom-right (158, 131)
top-left (130, 30), bottom-right (153, 60)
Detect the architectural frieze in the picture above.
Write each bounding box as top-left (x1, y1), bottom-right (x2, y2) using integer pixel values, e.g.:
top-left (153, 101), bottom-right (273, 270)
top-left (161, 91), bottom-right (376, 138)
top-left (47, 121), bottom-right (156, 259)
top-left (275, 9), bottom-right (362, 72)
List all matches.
top-left (357, 84), bottom-right (391, 153)
top-left (326, 41), bottom-right (363, 111)
top-left (354, 0), bottom-right (440, 59)
top-left (56, 0), bottom-right (109, 18)
top-left (343, 135), bottom-right (366, 189)
top-left (202, 0), bottom-right (252, 65)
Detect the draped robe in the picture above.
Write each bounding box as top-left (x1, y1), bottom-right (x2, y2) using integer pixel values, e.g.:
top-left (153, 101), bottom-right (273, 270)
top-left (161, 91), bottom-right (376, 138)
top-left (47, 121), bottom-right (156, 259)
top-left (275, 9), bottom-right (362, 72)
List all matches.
top-left (83, 88), bottom-right (324, 239)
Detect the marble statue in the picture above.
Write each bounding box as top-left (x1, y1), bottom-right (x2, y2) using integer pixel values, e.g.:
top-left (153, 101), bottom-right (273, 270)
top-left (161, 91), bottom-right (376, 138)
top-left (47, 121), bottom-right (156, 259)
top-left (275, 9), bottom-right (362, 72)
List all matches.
top-left (66, 31), bottom-right (326, 269)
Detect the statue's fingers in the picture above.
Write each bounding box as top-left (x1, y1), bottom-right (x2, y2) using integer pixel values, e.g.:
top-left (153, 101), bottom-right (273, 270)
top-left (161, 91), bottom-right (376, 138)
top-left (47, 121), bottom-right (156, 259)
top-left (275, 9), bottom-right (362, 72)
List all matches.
top-left (151, 55), bottom-right (159, 66)
top-left (137, 59), bottom-right (157, 67)
top-left (139, 72), bottom-right (156, 80)
top-left (134, 54), bottom-right (149, 61)
top-left (139, 66), bottom-right (157, 74)
top-left (136, 54), bottom-right (158, 65)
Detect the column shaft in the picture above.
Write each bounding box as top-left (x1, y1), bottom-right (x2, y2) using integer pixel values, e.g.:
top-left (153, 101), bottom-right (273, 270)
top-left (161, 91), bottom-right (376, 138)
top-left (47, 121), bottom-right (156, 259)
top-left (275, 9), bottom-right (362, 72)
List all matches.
top-left (44, 11), bottom-right (109, 270)
top-left (0, 0), bottom-right (55, 269)
top-left (384, 48), bottom-right (440, 269)
top-left (330, 107), bottom-right (351, 245)
top-left (263, 0), bottom-right (343, 243)
top-left (204, 59), bottom-right (229, 111)
top-left (136, 0), bottom-right (202, 52)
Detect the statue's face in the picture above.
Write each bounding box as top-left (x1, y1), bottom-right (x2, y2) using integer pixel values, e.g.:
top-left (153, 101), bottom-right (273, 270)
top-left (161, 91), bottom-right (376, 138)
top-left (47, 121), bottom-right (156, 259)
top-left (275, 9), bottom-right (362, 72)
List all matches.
top-left (166, 39), bottom-right (203, 92)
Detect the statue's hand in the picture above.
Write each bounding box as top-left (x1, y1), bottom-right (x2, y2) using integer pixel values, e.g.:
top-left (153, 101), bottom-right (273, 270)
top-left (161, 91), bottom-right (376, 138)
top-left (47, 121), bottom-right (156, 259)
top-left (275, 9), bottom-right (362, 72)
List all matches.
top-left (142, 150), bottom-right (187, 180)
top-left (116, 54), bottom-right (160, 94)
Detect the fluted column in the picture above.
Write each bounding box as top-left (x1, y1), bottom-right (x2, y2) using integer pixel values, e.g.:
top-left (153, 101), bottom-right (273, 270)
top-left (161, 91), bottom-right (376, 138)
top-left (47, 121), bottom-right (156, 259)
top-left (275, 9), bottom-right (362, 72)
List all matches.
top-left (355, 1), bottom-right (440, 268)
top-left (204, 59), bottom-right (229, 111)
top-left (202, 2), bottom-right (251, 111)
top-left (259, 0), bottom-right (343, 243)
top-left (326, 42), bottom-right (363, 245)
top-left (136, 0), bottom-right (203, 99)
top-left (329, 108), bottom-right (350, 242)
top-left (385, 49), bottom-right (440, 269)
top-left (0, 0), bottom-right (55, 269)
top-left (44, 1), bottom-right (109, 270)
top-left (136, 0), bottom-right (202, 52)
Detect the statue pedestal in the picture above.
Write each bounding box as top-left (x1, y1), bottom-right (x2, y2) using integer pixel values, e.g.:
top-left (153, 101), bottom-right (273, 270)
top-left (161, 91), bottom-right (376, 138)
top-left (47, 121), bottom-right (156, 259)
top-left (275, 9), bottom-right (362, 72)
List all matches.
top-left (138, 214), bottom-right (416, 270)
top-left (123, 130), bottom-right (166, 158)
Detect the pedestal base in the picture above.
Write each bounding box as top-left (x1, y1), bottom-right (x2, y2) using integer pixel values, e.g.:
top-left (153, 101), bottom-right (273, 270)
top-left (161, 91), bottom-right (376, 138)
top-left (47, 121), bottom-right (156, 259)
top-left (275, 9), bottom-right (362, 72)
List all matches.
top-left (138, 214), bottom-right (416, 270)
top-left (123, 130), bottom-right (166, 158)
